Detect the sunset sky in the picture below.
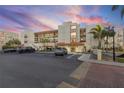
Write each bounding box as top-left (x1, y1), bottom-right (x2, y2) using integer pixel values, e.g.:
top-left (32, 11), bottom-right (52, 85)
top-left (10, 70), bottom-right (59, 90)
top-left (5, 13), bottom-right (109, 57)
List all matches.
top-left (0, 5), bottom-right (124, 32)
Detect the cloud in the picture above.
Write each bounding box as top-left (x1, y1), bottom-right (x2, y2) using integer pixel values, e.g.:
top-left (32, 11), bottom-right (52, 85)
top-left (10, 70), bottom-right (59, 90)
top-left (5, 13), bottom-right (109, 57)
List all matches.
top-left (75, 15), bottom-right (112, 25)
top-left (0, 25), bottom-right (20, 34)
top-left (0, 6), bottom-right (116, 32)
top-left (0, 7), bottom-right (57, 31)
top-left (60, 6), bottom-right (111, 25)
top-left (0, 7), bottom-right (30, 27)
top-left (65, 6), bottom-right (82, 15)
top-left (33, 15), bottom-right (61, 30)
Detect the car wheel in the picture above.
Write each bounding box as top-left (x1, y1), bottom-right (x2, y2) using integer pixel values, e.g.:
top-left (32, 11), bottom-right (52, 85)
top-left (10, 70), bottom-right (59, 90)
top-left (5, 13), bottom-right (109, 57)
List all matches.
top-left (61, 54), bottom-right (64, 56)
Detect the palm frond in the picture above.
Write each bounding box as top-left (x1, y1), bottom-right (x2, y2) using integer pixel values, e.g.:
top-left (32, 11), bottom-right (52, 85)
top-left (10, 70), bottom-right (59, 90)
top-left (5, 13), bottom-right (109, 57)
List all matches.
top-left (91, 28), bottom-right (98, 32)
top-left (112, 5), bottom-right (119, 11)
top-left (89, 31), bottom-right (96, 34)
top-left (93, 34), bottom-right (98, 39)
top-left (96, 25), bottom-right (102, 32)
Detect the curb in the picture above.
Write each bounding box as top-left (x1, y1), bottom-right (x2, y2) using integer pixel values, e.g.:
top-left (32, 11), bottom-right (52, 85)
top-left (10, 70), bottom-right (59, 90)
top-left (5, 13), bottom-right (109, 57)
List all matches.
top-left (87, 59), bottom-right (124, 67)
top-left (78, 54), bottom-right (124, 67)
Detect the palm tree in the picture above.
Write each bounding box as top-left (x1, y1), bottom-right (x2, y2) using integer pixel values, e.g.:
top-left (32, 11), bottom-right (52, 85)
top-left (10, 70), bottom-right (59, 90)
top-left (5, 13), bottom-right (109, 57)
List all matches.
top-left (104, 29), bottom-right (115, 50)
top-left (90, 25), bottom-right (106, 49)
top-left (112, 5), bottom-right (124, 19)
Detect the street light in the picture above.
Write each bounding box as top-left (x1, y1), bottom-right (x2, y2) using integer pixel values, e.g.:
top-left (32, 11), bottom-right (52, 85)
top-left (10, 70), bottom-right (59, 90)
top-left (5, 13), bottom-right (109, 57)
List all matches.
top-left (111, 26), bottom-right (116, 61)
top-left (106, 26), bottom-right (116, 61)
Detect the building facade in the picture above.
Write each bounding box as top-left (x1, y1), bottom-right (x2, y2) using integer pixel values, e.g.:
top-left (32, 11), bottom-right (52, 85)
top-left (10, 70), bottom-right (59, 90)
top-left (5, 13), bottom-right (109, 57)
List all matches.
top-left (0, 31), bottom-right (19, 50)
top-left (57, 22), bottom-right (86, 52)
top-left (114, 28), bottom-right (124, 49)
top-left (1, 22), bottom-right (124, 52)
top-left (34, 30), bottom-right (58, 50)
top-left (19, 30), bottom-right (35, 48)
top-left (85, 25), bottom-right (98, 51)
top-left (33, 22), bottom-right (86, 52)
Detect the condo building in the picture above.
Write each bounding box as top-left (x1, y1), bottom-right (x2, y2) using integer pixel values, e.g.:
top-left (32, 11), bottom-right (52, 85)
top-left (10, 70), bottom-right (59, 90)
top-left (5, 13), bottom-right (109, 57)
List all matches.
top-left (1, 22), bottom-right (123, 53)
top-left (102, 27), bottom-right (124, 50)
top-left (85, 25), bottom-right (98, 50)
top-left (32, 22), bottom-right (108, 52)
top-left (58, 22), bottom-right (86, 52)
top-left (0, 31), bottom-right (19, 50)
top-left (34, 30), bottom-right (58, 50)
top-left (33, 22), bottom-right (86, 52)
top-left (115, 28), bottom-right (124, 49)
top-left (19, 30), bottom-right (35, 48)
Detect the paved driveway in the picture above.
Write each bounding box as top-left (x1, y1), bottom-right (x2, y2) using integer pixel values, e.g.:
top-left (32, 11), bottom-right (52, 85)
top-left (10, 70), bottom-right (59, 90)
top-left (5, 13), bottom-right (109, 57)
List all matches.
top-left (0, 53), bottom-right (81, 88)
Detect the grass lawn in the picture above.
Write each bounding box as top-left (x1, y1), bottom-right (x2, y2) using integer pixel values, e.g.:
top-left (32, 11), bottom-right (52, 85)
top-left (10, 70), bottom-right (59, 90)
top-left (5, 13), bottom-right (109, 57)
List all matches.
top-left (116, 57), bottom-right (124, 63)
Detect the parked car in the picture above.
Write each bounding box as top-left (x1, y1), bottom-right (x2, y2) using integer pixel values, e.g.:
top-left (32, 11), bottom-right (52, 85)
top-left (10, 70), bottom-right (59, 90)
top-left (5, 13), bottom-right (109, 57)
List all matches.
top-left (17, 47), bottom-right (35, 54)
top-left (3, 48), bottom-right (17, 53)
top-left (54, 48), bottom-right (67, 56)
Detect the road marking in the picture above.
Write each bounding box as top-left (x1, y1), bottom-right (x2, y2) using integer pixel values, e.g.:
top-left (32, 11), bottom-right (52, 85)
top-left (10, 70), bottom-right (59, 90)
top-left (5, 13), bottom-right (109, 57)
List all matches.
top-left (70, 62), bottom-right (91, 80)
top-left (57, 81), bottom-right (76, 88)
top-left (66, 54), bottom-right (75, 59)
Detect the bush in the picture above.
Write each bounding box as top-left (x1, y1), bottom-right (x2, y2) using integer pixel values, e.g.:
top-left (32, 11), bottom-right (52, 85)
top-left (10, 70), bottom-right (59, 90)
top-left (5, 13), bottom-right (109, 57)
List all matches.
top-left (2, 39), bottom-right (21, 50)
top-left (116, 57), bottom-right (124, 63)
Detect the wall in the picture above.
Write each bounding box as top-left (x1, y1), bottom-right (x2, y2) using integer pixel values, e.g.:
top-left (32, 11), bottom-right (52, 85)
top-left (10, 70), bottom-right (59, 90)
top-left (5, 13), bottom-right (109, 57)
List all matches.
top-left (20, 30), bottom-right (35, 47)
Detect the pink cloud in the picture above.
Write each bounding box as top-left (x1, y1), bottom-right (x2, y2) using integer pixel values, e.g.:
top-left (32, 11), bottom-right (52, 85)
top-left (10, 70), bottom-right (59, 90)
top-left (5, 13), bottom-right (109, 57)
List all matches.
top-left (75, 15), bottom-right (111, 25)
top-left (32, 15), bottom-right (61, 31)
top-left (0, 26), bottom-right (21, 34)
top-left (65, 6), bottom-right (82, 15)
top-left (61, 12), bottom-right (111, 26)
top-left (30, 22), bottom-right (54, 31)
top-left (59, 5), bottom-right (111, 26)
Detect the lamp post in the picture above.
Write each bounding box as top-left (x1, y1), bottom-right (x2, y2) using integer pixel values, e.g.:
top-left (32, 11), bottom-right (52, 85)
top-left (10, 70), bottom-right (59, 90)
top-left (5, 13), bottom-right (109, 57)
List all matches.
top-left (111, 26), bottom-right (116, 61)
top-left (106, 26), bottom-right (116, 61)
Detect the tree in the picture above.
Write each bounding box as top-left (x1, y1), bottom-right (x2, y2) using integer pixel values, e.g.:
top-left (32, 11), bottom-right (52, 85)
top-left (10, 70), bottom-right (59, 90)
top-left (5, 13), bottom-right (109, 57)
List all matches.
top-left (41, 38), bottom-right (50, 50)
top-left (2, 39), bottom-right (21, 49)
top-left (90, 25), bottom-right (106, 49)
top-left (112, 5), bottom-right (124, 19)
top-left (13, 39), bottom-right (21, 45)
top-left (104, 29), bottom-right (115, 50)
top-left (105, 28), bottom-right (115, 49)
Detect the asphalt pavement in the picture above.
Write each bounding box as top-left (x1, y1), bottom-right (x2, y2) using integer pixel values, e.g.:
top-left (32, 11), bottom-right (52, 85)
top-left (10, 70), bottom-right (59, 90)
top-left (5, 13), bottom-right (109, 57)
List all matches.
top-left (0, 53), bottom-right (81, 88)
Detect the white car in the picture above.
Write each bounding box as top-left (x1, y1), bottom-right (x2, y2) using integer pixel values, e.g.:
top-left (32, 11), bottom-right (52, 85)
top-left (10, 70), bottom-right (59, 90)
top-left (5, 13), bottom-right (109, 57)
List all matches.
top-left (54, 48), bottom-right (68, 56)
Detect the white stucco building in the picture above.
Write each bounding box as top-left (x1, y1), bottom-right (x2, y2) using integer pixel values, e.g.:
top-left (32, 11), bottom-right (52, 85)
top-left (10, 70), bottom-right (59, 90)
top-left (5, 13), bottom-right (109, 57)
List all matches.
top-left (0, 31), bottom-right (19, 50)
top-left (58, 21), bottom-right (86, 52)
top-left (115, 28), bottom-right (124, 49)
top-left (34, 30), bottom-right (58, 50)
top-left (20, 30), bottom-right (35, 48)
top-left (85, 25), bottom-right (98, 51)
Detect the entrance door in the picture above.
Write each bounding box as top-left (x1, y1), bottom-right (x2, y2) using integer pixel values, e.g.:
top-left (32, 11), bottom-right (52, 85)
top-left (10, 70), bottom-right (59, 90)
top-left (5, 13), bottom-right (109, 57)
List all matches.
top-left (71, 47), bottom-right (76, 52)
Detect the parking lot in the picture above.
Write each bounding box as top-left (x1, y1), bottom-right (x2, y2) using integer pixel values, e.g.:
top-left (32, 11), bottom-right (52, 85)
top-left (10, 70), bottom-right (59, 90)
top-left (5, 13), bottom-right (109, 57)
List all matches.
top-left (0, 53), bottom-right (81, 88)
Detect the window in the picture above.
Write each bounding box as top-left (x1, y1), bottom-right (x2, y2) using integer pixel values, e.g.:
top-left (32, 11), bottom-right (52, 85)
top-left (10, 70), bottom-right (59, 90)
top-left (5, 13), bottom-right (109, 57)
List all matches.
top-left (24, 41), bottom-right (28, 43)
top-left (24, 34), bottom-right (28, 38)
top-left (71, 25), bottom-right (77, 30)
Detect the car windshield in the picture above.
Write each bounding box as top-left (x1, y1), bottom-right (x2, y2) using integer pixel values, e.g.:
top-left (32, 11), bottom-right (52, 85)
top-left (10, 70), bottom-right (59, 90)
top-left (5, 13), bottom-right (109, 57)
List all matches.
top-left (56, 48), bottom-right (62, 50)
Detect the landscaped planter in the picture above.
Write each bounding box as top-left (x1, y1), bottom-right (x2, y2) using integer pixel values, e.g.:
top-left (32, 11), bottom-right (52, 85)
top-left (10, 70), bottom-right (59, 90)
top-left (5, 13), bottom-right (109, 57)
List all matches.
top-left (116, 57), bottom-right (124, 63)
top-left (116, 54), bottom-right (124, 63)
top-left (97, 49), bottom-right (102, 61)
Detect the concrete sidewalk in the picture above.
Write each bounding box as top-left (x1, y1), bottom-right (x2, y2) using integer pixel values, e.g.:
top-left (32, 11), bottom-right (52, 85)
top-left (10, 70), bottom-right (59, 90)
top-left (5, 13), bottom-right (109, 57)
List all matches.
top-left (57, 62), bottom-right (91, 88)
top-left (57, 54), bottom-right (124, 88)
top-left (78, 53), bottom-right (124, 67)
